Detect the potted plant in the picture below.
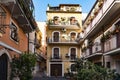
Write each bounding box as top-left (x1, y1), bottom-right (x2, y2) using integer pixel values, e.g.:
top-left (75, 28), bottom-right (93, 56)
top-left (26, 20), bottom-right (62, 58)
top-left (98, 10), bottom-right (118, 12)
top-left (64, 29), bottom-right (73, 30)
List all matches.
top-left (100, 35), bottom-right (106, 43)
top-left (11, 52), bottom-right (37, 80)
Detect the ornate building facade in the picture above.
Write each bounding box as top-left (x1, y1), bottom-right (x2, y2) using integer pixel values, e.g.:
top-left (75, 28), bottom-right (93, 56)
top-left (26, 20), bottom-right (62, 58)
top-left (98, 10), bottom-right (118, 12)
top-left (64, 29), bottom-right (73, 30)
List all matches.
top-left (46, 4), bottom-right (82, 77)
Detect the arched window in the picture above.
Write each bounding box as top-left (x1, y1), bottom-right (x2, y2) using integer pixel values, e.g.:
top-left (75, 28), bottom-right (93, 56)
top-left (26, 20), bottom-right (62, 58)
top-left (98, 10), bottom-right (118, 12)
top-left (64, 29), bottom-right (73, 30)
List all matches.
top-left (53, 31), bottom-right (59, 42)
top-left (70, 32), bottom-right (76, 41)
top-left (70, 17), bottom-right (76, 25)
top-left (70, 64), bottom-right (76, 72)
top-left (53, 16), bottom-right (59, 25)
top-left (70, 47), bottom-right (76, 59)
top-left (53, 48), bottom-right (59, 59)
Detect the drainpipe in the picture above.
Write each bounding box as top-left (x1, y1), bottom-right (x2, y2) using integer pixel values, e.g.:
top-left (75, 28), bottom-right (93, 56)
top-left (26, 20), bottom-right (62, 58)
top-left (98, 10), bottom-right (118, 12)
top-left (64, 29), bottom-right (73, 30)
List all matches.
top-left (28, 33), bottom-right (29, 54)
top-left (102, 26), bottom-right (105, 67)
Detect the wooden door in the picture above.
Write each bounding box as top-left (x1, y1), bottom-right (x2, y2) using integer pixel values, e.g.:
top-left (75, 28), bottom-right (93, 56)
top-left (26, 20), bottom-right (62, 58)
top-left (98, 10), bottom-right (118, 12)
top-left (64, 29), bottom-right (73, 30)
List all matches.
top-left (50, 64), bottom-right (62, 77)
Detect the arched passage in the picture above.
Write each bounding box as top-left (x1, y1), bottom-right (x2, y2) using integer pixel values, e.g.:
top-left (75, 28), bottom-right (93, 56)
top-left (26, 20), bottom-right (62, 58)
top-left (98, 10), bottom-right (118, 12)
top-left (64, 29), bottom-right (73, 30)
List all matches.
top-left (0, 54), bottom-right (8, 80)
top-left (0, 48), bottom-right (12, 80)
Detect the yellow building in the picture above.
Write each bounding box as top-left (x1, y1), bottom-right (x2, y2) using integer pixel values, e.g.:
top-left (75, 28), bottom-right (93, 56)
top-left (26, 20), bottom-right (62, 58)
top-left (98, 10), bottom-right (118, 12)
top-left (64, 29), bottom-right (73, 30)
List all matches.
top-left (46, 4), bottom-right (82, 77)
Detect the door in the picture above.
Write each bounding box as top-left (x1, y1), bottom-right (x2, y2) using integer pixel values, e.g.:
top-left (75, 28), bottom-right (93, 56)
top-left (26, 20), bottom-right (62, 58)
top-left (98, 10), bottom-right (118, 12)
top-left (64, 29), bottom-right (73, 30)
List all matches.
top-left (0, 54), bottom-right (8, 80)
top-left (50, 64), bottom-right (62, 77)
top-left (117, 32), bottom-right (120, 47)
top-left (70, 32), bottom-right (76, 41)
top-left (53, 48), bottom-right (59, 59)
top-left (70, 48), bottom-right (76, 59)
top-left (116, 61), bottom-right (120, 74)
top-left (53, 32), bottom-right (59, 42)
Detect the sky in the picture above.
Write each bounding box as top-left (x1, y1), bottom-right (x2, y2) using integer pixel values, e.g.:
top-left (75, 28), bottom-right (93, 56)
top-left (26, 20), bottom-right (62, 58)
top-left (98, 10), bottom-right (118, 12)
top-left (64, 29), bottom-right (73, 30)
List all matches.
top-left (32, 0), bottom-right (96, 22)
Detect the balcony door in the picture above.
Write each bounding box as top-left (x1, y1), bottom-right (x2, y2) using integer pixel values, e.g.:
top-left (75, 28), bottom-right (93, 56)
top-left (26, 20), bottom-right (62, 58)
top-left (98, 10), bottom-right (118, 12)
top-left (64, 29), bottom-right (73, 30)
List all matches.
top-left (70, 32), bottom-right (76, 41)
top-left (70, 48), bottom-right (76, 59)
top-left (117, 32), bottom-right (120, 47)
top-left (53, 32), bottom-right (59, 42)
top-left (53, 48), bottom-right (59, 59)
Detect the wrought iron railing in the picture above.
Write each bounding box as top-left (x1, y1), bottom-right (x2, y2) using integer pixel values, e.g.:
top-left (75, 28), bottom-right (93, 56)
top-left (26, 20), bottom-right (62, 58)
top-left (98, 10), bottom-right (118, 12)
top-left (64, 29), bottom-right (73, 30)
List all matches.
top-left (0, 6), bottom-right (6, 34)
top-left (17, 0), bottom-right (36, 29)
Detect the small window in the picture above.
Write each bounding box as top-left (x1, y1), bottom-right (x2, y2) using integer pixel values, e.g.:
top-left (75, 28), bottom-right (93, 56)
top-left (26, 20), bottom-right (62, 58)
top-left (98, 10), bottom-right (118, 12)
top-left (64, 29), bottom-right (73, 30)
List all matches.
top-left (71, 64), bottom-right (76, 72)
top-left (10, 23), bottom-right (19, 42)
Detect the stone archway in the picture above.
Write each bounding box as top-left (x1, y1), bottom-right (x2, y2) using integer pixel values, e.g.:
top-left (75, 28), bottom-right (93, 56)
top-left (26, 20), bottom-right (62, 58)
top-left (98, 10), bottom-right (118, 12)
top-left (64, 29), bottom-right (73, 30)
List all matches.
top-left (0, 48), bottom-right (12, 80)
top-left (0, 54), bottom-right (8, 80)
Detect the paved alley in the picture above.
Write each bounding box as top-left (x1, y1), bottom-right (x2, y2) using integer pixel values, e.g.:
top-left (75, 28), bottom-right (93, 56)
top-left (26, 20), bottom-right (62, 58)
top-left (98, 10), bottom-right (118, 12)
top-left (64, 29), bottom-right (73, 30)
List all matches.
top-left (33, 71), bottom-right (66, 80)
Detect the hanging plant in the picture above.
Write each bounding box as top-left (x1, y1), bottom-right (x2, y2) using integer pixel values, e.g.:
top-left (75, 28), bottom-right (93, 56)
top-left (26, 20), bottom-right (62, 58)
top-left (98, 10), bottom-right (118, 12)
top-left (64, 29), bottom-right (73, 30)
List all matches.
top-left (100, 31), bottom-right (112, 43)
top-left (105, 31), bottom-right (112, 39)
top-left (100, 35), bottom-right (106, 43)
top-left (81, 47), bottom-right (87, 52)
top-left (87, 40), bottom-right (93, 48)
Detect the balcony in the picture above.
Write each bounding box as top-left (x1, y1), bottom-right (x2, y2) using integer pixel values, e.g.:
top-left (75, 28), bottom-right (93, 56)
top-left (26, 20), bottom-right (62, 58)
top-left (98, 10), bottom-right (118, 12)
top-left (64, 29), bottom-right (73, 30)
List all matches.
top-left (47, 17), bottom-right (80, 29)
top-left (82, 43), bottom-right (102, 59)
top-left (0, 0), bottom-right (37, 33)
top-left (50, 56), bottom-right (62, 62)
top-left (65, 53), bottom-right (77, 61)
top-left (47, 37), bottom-right (79, 45)
top-left (84, 0), bottom-right (120, 38)
top-left (104, 35), bottom-right (117, 52)
top-left (103, 34), bottom-right (120, 55)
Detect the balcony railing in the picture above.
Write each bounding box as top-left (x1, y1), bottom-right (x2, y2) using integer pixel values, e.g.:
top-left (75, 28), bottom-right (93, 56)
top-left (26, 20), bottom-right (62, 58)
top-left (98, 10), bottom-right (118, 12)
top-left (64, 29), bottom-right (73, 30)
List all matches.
top-left (82, 43), bottom-right (102, 58)
top-left (92, 43), bottom-right (102, 54)
top-left (17, 0), bottom-right (36, 29)
top-left (47, 37), bottom-right (78, 44)
top-left (84, 0), bottom-right (118, 38)
top-left (0, 0), bottom-right (36, 33)
top-left (50, 56), bottom-right (62, 62)
top-left (104, 35), bottom-right (117, 52)
top-left (47, 19), bottom-right (80, 29)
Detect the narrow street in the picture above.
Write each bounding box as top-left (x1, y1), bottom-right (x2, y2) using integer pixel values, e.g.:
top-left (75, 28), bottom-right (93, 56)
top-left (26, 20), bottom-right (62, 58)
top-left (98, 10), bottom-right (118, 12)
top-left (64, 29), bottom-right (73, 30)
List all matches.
top-left (33, 71), bottom-right (66, 80)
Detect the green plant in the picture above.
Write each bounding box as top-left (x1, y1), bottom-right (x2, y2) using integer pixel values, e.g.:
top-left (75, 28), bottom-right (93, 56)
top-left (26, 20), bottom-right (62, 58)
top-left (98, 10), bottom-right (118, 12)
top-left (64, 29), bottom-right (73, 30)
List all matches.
top-left (100, 31), bottom-right (112, 43)
top-left (47, 19), bottom-right (53, 25)
top-left (87, 40), bottom-right (93, 48)
top-left (11, 52), bottom-right (37, 80)
top-left (74, 58), bottom-right (116, 80)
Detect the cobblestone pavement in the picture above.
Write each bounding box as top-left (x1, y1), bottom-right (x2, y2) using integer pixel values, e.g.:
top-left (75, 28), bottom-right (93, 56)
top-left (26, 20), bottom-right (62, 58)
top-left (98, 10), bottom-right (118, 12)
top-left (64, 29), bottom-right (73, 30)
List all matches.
top-left (33, 71), bottom-right (66, 80)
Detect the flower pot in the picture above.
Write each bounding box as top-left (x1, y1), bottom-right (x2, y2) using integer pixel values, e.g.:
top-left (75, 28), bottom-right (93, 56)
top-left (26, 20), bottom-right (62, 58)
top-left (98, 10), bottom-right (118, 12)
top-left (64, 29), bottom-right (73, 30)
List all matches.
top-left (12, 76), bottom-right (20, 80)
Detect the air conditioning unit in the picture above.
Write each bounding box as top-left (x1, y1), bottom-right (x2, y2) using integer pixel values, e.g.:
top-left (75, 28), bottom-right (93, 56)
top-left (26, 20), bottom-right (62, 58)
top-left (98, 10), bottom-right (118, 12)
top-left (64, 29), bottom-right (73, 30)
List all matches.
top-left (61, 28), bottom-right (66, 32)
